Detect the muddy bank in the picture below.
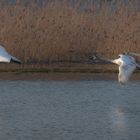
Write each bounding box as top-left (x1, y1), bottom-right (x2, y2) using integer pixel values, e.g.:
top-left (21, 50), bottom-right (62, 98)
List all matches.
top-left (0, 72), bottom-right (140, 81)
top-left (0, 63), bottom-right (139, 81)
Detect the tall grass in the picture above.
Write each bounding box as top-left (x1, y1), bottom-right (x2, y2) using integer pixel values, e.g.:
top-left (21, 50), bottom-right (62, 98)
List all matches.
top-left (0, 0), bottom-right (139, 65)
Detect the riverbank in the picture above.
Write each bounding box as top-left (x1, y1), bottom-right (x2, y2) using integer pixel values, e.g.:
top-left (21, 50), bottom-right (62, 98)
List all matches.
top-left (0, 63), bottom-right (117, 80)
top-left (0, 63), bottom-right (118, 73)
top-left (0, 63), bottom-right (140, 81)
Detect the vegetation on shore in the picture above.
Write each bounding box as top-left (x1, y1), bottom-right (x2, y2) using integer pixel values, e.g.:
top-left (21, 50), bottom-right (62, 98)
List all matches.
top-left (0, 0), bottom-right (139, 72)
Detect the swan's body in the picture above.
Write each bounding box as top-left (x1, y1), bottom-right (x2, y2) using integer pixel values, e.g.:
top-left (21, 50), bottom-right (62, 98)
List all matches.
top-left (93, 53), bottom-right (140, 84)
top-left (0, 45), bottom-right (21, 64)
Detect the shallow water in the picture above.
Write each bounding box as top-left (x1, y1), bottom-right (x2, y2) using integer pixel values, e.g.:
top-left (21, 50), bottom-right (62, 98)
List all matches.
top-left (0, 79), bottom-right (140, 140)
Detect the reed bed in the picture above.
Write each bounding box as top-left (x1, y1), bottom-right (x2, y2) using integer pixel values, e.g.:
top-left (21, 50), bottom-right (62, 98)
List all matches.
top-left (0, 0), bottom-right (139, 70)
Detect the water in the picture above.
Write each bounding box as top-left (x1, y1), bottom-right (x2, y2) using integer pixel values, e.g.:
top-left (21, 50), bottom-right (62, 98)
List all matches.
top-left (0, 78), bottom-right (140, 140)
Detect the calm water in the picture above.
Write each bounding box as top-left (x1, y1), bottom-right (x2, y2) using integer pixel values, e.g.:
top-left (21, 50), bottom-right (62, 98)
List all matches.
top-left (0, 79), bottom-right (140, 140)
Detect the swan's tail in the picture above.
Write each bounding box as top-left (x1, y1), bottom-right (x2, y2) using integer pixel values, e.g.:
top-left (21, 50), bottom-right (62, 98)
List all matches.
top-left (11, 55), bottom-right (22, 64)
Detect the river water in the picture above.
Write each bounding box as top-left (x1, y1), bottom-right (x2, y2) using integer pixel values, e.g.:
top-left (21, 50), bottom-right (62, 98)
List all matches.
top-left (0, 74), bottom-right (140, 140)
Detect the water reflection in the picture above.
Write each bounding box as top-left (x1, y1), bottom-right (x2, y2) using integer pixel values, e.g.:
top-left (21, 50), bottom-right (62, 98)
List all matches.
top-left (110, 105), bottom-right (127, 132)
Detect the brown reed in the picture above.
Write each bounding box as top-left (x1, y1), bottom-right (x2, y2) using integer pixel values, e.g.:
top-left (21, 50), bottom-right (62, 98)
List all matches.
top-left (0, 0), bottom-right (139, 65)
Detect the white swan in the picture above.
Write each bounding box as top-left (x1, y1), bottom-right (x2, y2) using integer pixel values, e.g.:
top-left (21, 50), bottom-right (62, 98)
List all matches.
top-left (0, 45), bottom-right (21, 64)
top-left (93, 53), bottom-right (140, 84)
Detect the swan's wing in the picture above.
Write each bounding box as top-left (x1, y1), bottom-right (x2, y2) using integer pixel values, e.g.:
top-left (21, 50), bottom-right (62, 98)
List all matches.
top-left (10, 55), bottom-right (22, 64)
top-left (135, 63), bottom-right (140, 70)
top-left (0, 45), bottom-right (21, 63)
top-left (118, 64), bottom-right (136, 84)
top-left (0, 46), bottom-right (11, 62)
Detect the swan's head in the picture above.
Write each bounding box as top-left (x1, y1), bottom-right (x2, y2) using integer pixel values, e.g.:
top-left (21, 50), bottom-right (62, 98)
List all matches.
top-left (118, 54), bottom-right (123, 58)
top-left (118, 52), bottom-right (128, 58)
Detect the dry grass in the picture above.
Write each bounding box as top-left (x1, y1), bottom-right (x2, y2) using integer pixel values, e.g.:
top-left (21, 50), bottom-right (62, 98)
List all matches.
top-left (0, 0), bottom-right (139, 68)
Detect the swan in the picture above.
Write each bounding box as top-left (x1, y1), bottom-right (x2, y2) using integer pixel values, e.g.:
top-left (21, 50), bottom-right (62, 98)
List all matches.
top-left (0, 45), bottom-right (21, 64)
top-left (92, 52), bottom-right (140, 84)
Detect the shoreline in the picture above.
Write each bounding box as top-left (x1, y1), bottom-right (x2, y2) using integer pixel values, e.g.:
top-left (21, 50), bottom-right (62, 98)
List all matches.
top-left (0, 63), bottom-right (139, 81)
top-left (0, 63), bottom-right (118, 73)
top-left (0, 72), bottom-right (140, 81)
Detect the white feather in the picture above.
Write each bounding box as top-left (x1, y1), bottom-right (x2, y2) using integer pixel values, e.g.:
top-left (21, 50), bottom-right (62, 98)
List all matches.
top-left (0, 45), bottom-right (21, 63)
top-left (93, 53), bottom-right (140, 84)
top-left (118, 64), bottom-right (136, 84)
